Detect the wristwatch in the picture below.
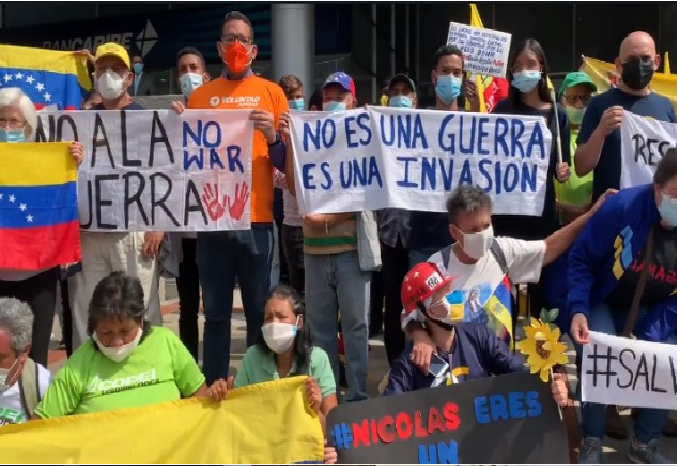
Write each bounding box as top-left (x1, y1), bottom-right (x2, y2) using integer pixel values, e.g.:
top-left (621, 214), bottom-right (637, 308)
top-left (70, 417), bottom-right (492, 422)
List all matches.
top-left (267, 132), bottom-right (282, 147)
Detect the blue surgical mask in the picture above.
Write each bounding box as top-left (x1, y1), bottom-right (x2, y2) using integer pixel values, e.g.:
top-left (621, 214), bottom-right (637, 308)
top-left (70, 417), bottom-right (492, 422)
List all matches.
top-left (435, 74), bottom-right (462, 104)
top-left (565, 106), bottom-right (586, 126)
top-left (323, 101), bottom-right (346, 112)
top-left (289, 98), bottom-right (305, 111)
top-left (511, 70), bottom-right (542, 93)
top-left (658, 193), bottom-right (677, 227)
top-left (180, 72), bottom-right (204, 98)
top-left (389, 95), bottom-right (414, 108)
top-left (133, 63), bottom-right (143, 74)
top-left (0, 128), bottom-right (26, 143)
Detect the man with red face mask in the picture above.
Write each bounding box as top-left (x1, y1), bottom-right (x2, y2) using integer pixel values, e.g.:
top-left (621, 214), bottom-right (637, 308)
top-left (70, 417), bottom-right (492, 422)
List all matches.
top-left (175, 11), bottom-right (289, 384)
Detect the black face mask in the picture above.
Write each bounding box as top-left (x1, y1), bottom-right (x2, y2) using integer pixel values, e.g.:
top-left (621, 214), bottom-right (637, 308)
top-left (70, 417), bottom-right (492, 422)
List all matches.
top-left (621, 57), bottom-right (654, 90)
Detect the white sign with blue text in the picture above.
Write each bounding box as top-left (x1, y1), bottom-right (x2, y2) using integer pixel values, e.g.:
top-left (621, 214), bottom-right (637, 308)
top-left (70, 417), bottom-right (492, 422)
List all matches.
top-left (289, 107), bottom-right (552, 216)
top-left (35, 109), bottom-right (253, 232)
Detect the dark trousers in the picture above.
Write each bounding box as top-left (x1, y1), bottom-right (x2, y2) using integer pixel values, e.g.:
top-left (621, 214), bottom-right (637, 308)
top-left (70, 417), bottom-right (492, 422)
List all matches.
top-left (177, 238), bottom-right (200, 362)
top-left (281, 224), bottom-right (305, 299)
top-left (0, 268), bottom-right (58, 366)
top-left (59, 278), bottom-right (73, 357)
top-left (381, 240), bottom-right (410, 365)
top-left (274, 216), bottom-right (290, 286)
top-left (197, 224), bottom-right (273, 384)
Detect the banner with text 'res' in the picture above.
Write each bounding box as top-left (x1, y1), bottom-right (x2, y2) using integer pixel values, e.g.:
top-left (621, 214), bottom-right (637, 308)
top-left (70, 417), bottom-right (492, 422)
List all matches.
top-left (0, 377), bottom-right (324, 464)
top-left (620, 110), bottom-right (677, 188)
top-left (326, 372), bottom-right (568, 464)
top-left (36, 109), bottom-right (253, 232)
top-left (289, 107), bottom-right (552, 216)
top-left (582, 331), bottom-right (677, 411)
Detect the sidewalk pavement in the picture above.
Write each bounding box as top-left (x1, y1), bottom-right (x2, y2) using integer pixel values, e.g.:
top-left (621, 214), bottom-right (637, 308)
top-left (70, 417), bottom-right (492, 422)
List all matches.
top-left (46, 285), bottom-right (676, 463)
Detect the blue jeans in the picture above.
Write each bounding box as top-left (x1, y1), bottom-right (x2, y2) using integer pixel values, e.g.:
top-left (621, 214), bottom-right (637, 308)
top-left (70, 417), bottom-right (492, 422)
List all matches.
top-left (197, 224), bottom-right (273, 384)
top-left (576, 303), bottom-right (670, 443)
top-left (305, 251), bottom-right (370, 402)
top-left (408, 247), bottom-right (439, 269)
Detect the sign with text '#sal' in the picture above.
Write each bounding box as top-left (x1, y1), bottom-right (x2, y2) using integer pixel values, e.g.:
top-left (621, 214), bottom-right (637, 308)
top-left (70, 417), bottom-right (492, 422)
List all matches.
top-left (446, 22), bottom-right (511, 78)
top-left (326, 372), bottom-right (568, 464)
top-left (289, 107), bottom-right (552, 216)
top-left (35, 110), bottom-right (253, 232)
top-left (582, 331), bottom-right (677, 411)
top-left (620, 110), bottom-right (677, 189)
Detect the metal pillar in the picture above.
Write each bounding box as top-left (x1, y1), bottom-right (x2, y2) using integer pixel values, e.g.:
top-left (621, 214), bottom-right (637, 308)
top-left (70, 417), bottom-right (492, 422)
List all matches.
top-left (371, 4), bottom-right (377, 103)
top-left (271, 4), bottom-right (314, 95)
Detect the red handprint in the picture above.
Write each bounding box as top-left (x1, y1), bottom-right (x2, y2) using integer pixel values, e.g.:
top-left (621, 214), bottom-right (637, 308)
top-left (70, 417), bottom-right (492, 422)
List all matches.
top-left (202, 183), bottom-right (225, 222)
top-left (225, 182), bottom-right (250, 221)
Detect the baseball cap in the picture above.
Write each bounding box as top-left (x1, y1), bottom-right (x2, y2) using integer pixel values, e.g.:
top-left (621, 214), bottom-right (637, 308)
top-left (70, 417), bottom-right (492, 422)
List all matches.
top-left (324, 71), bottom-right (356, 98)
top-left (558, 71), bottom-right (597, 98)
top-left (401, 262), bottom-right (455, 314)
top-left (95, 42), bottom-right (131, 70)
top-left (388, 73), bottom-right (416, 93)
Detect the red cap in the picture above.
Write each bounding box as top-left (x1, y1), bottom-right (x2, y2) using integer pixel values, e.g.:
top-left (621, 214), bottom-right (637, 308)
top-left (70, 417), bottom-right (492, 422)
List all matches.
top-left (401, 262), bottom-right (454, 314)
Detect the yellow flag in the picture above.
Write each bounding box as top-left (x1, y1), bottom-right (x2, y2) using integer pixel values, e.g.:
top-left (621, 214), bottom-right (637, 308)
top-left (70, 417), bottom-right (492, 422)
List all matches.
top-left (466, 4), bottom-right (487, 113)
top-left (665, 51), bottom-right (671, 74)
top-left (0, 377), bottom-right (324, 464)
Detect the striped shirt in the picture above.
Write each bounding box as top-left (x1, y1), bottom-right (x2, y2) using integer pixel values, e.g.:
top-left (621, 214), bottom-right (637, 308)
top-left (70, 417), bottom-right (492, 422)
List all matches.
top-left (303, 216), bottom-right (357, 255)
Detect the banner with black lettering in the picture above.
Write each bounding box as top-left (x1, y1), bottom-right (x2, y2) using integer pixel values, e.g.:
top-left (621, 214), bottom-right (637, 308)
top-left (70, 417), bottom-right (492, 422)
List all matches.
top-left (582, 331), bottom-right (677, 411)
top-left (620, 110), bottom-right (677, 188)
top-left (36, 110), bottom-right (253, 232)
top-left (289, 107), bottom-right (552, 216)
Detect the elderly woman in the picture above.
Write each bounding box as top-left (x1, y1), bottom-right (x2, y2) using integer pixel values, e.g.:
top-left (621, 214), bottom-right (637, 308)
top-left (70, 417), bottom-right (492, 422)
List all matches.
top-left (0, 298), bottom-right (51, 424)
top-left (0, 87), bottom-right (83, 367)
top-left (32, 272), bottom-right (225, 418)
top-left (563, 148), bottom-right (677, 464)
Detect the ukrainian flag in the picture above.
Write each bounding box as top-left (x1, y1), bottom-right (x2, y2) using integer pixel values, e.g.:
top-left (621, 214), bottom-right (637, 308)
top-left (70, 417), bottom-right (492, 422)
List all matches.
top-left (0, 44), bottom-right (91, 110)
top-left (0, 143), bottom-right (81, 270)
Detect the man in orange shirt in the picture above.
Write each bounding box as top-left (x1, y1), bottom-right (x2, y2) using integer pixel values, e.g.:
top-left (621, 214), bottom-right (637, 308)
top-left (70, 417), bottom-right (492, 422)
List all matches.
top-left (179, 11), bottom-right (289, 383)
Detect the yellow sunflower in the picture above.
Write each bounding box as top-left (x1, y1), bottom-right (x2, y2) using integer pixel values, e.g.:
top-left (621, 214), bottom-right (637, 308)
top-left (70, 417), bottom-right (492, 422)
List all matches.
top-left (515, 317), bottom-right (569, 383)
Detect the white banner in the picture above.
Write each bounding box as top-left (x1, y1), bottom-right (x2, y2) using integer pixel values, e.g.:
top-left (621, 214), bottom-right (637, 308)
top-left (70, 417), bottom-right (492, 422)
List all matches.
top-left (36, 110), bottom-right (253, 232)
top-left (289, 107), bottom-right (552, 216)
top-left (582, 331), bottom-right (677, 411)
top-left (446, 22), bottom-right (511, 78)
top-left (620, 110), bottom-right (677, 188)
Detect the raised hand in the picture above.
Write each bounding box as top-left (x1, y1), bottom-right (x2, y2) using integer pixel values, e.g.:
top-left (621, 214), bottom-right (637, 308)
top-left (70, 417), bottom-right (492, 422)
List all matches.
top-left (202, 183), bottom-right (225, 221)
top-left (225, 182), bottom-right (250, 221)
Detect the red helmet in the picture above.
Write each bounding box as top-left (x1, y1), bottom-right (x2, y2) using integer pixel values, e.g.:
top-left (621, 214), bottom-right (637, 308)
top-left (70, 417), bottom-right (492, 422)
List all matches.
top-left (401, 262), bottom-right (454, 315)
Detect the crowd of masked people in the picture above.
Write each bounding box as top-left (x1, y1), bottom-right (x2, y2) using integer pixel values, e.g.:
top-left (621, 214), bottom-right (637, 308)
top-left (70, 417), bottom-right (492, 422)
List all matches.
top-left (0, 8), bottom-right (676, 463)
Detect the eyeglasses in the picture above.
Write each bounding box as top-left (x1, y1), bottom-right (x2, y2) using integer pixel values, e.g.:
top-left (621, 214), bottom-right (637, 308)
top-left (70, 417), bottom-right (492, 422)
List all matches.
top-left (221, 34), bottom-right (252, 46)
top-left (564, 95), bottom-right (591, 105)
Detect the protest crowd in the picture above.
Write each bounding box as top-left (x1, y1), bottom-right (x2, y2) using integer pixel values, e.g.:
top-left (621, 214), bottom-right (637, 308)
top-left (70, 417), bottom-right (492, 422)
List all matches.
top-left (2, 5), bottom-right (677, 465)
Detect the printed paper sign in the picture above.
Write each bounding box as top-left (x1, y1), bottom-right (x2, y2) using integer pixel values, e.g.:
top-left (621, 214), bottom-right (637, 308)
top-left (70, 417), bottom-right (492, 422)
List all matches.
top-left (620, 110), bottom-right (677, 188)
top-left (289, 107), bottom-right (552, 216)
top-left (36, 110), bottom-right (253, 232)
top-left (326, 372), bottom-right (568, 464)
top-left (446, 22), bottom-right (511, 77)
top-left (582, 331), bottom-right (677, 411)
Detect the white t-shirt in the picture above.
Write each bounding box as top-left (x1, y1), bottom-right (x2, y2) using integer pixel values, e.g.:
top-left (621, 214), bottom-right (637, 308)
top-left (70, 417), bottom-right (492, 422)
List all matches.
top-left (401, 237), bottom-right (546, 328)
top-left (0, 363), bottom-right (51, 425)
top-left (273, 169), bottom-right (303, 227)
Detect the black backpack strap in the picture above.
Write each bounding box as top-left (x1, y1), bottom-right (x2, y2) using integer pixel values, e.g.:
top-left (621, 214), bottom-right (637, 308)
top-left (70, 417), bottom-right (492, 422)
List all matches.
top-left (489, 239), bottom-right (509, 277)
top-left (440, 245), bottom-right (453, 270)
top-left (35, 359), bottom-right (42, 404)
top-left (17, 373), bottom-right (29, 419)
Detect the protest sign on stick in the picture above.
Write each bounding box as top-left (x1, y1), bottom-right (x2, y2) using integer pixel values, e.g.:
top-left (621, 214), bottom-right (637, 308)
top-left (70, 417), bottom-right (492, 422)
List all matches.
top-left (36, 109), bottom-right (253, 232)
top-left (326, 372), bottom-right (568, 464)
top-left (289, 107), bottom-right (552, 216)
top-left (582, 331), bottom-right (677, 411)
top-left (620, 110), bottom-right (677, 188)
top-left (446, 22), bottom-right (511, 77)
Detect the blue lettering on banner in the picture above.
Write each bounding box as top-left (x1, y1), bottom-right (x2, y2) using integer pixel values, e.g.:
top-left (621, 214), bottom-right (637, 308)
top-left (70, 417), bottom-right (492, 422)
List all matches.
top-left (379, 113), bottom-right (429, 149)
top-left (418, 440), bottom-right (458, 464)
top-left (181, 120), bottom-right (243, 173)
top-left (474, 390), bottom-right (542, 424)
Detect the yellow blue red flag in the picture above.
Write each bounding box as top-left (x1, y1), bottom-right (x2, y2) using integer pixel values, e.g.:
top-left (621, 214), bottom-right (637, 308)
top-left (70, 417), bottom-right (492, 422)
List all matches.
top-left (0, 44), bottom-right (91, 110)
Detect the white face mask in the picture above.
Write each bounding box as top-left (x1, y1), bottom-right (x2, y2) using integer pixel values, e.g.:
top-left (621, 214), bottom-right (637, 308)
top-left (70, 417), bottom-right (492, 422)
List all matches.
top-left (180, 72), bottom-right (204, 98)
top-left (97, 69), bottom-right (126, 100)
top-left (262, 319), bottom-right (298, 354)
top-left (94, 326), bottom-right (143, 363)
top-left (0, 359), bottom-right (19, 393)
top-left (461, 225), bottom-right (494, 260)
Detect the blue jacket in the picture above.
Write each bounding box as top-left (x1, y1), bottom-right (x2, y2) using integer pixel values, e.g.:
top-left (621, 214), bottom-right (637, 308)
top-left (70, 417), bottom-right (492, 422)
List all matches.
top-left (563, 184), bottom-right (677, 341)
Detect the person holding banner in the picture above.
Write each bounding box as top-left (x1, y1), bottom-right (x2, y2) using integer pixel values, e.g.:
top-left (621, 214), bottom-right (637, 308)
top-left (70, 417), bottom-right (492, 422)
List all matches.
top-left (567, 150), bottom-right (677, 464)
top-left (385, 261), bottom-right (569, 410)
top-left (0, 87), bottom-right (83, 367)
top-left (408, 45), bottom-right (480, 269)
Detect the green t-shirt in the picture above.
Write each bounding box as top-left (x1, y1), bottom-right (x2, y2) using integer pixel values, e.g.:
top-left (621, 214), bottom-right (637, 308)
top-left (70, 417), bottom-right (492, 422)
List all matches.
top-left (234, 345), bottom-right (336, 398)
top-left (554, 129), bottom-right (594, 207)
top-left (34, 327), bottom-right (205, 418)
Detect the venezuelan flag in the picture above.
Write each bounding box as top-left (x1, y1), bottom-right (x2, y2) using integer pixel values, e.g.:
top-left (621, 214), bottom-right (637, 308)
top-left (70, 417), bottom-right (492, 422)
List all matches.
top-left (0, 44), bottom-right (91, 110)
top-left (0, 143), bottom-right (80, 270)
